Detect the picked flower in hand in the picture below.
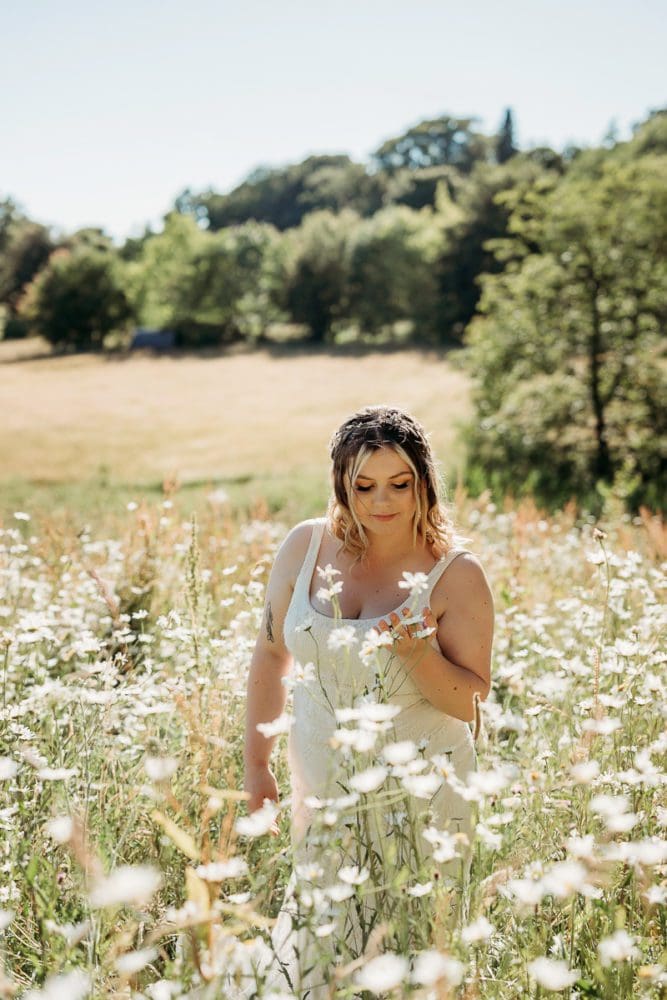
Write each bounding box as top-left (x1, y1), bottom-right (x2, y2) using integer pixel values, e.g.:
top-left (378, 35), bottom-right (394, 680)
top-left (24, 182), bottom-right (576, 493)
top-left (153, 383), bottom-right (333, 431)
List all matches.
top-left (375, 606), bottom-right (437, 656)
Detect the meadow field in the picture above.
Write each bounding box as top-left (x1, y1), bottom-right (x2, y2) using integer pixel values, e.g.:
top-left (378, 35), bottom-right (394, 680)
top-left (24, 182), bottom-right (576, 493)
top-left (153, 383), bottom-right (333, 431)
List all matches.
top-left (0, 342), bottom-right (665, 999)
top-left (0, 338), bottom-right (471, 525)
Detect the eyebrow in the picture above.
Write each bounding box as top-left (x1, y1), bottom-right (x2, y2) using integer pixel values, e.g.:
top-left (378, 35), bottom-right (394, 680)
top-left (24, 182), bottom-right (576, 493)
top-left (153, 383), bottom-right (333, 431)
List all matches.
top-left (355, 471), bottom-right (414, 481)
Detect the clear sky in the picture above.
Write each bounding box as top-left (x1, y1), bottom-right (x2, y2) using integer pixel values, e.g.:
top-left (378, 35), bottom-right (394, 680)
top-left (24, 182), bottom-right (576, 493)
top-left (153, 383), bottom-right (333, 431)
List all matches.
top-left (3, 0), bottom-right (665, 243)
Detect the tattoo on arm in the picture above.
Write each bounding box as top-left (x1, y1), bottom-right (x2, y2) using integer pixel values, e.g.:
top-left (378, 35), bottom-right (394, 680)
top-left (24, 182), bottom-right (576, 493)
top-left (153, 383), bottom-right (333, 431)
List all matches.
top-left (265, 602), bottom-right (275, 643)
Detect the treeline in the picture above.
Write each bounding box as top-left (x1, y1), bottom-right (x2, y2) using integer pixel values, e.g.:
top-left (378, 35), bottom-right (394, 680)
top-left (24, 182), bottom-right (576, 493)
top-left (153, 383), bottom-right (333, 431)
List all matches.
top-left (1, 108), bottom-right (665, 512)
top-left (0, 111), bottom-right (561, 348)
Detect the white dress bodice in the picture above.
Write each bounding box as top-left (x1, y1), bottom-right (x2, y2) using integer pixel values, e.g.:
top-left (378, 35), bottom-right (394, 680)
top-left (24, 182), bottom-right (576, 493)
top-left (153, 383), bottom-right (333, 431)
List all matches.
top-left (283, 518), bottom-right (477, 846)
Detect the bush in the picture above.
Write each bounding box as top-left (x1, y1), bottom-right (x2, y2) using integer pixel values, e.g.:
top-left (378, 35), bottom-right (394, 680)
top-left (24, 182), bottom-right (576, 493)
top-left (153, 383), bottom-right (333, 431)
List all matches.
top-left (1, 314), bottom-right (31, 339)
top-left (19, 247), bottom-right (133, 352)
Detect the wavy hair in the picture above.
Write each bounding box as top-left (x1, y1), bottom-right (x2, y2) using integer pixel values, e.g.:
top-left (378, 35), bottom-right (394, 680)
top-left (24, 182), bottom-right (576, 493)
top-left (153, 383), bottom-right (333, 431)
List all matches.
top-left (326, 405), bottom-right (470, 563)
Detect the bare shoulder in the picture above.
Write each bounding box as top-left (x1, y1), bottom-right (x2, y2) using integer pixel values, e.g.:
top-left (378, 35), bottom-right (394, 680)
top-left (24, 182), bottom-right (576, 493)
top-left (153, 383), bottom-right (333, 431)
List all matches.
top-left (431, 550), bottom-right (494, 614)
top-left (449, 550), bottom-right (489, 579)
top-left (271, 518), bottom-right (320, 587)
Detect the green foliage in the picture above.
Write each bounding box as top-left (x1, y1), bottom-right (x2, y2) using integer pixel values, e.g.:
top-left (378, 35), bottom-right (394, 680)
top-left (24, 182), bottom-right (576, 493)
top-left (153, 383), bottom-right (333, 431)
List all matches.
top-left (346, 205), bottom-right (441, 337)
top-left (0, 310), bottom-right (31, 340)
top-left (127, 213), bottom-right (288, 346)
top-left (0, 198), bottom-right (54, 336)
top-left (19, 246), bottom-right (133, 351)
top-left (117, 224), bottom-right (157, 263)
top-left (495, 107), bottom-right (518, 165)
top-left (622, 106), bottom-right (667, 158)
top-left (462, 148), bottom-right (667, 511)
top-left (0, 197), bottom-right (24, 255)
top-left (61, 227), bottom-right (115, 253)
top-left (382, 165), bottom-right (458, 211)
top-left (371, 114), bottom-right (492, 175)
top-left (285, 209), bottom-right (359, 341)
top-left (434, 155), bottom-right (560, 340)
top-left (0, 222), bottom-right (53, 312)
top-left (181, 156), bottom-right (385, 232)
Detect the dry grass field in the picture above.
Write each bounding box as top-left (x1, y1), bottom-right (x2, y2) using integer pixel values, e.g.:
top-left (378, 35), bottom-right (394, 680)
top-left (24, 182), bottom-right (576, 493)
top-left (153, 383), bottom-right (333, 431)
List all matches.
top-left (1, 337), bottom-right (472, 517)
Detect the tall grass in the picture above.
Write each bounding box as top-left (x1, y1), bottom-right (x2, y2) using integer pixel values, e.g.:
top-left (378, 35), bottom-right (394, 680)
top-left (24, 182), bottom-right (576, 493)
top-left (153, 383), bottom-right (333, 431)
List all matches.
top-left (0, 490), bottom-right (665, 998)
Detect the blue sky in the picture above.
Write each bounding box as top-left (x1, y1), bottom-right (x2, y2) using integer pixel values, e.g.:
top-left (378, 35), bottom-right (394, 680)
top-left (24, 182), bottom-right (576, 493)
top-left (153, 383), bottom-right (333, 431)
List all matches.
top-left (3, 0), bottom-right (664, 242)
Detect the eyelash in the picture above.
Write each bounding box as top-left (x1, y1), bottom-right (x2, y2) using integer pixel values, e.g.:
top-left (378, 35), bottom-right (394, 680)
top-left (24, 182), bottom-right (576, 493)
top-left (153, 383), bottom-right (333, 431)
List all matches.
top-left (354, 483), bottom-right (411, 493)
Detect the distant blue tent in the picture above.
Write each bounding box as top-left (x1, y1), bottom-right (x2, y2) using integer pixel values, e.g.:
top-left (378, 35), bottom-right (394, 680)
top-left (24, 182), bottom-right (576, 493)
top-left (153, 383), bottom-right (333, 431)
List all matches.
top-left (130, 328), bottom-right (176, 350)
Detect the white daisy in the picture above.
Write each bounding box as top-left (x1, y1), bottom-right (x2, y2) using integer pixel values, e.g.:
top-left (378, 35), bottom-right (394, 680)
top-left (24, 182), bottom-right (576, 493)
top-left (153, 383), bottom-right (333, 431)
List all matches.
top-left (89, 864), bottom-right (162, 908)
top-left (527, 956), bottom-right (580, 990)
top-left (349, 766), bottom-right (388, 793)
top-left (355, 953), bottom-right (409, 993)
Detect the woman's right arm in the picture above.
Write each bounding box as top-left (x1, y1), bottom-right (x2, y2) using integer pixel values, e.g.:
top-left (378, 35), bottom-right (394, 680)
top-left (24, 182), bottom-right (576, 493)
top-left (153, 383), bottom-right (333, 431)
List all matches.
top-left (243, 521), bottom-right (313, 815)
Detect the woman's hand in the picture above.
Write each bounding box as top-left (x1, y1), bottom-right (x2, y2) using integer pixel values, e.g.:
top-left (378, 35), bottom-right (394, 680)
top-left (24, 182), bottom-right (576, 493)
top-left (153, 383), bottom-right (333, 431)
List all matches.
top-left (243, 762), bottom-right (281, 836)
top-left (376, 606), bottom-right (437, 660)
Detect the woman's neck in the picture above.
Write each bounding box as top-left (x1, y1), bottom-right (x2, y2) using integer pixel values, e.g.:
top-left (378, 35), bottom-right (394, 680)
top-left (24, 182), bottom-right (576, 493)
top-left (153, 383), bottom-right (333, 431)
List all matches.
top-left (361, 526), bottom-right (425, 570)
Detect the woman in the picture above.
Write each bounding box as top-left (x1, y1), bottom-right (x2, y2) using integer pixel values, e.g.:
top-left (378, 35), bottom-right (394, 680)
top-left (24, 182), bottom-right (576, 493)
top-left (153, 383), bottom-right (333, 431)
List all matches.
top-left (242, 405), bottom-right (494, 996)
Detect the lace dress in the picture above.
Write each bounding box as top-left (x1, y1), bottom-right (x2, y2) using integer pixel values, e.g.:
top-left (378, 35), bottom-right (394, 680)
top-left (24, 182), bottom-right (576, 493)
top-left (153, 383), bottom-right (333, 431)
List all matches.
top-left (257, 519), bottom-right (478, 997)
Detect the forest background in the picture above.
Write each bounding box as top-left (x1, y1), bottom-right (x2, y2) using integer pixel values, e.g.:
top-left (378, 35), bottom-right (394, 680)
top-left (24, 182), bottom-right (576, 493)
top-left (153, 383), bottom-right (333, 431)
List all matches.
top-left (2, 107), bottom-right (666, 518)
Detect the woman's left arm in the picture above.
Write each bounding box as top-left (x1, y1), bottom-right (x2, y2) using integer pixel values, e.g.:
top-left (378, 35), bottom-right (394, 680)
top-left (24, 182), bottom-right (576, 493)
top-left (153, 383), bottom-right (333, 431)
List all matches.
top-left (379, 554), bottom-right (494, 723)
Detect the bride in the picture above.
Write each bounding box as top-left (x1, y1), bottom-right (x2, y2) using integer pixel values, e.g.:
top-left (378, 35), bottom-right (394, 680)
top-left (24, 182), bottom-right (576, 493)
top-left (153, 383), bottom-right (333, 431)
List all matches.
top-left (242, 405), bottom-right (494, 997)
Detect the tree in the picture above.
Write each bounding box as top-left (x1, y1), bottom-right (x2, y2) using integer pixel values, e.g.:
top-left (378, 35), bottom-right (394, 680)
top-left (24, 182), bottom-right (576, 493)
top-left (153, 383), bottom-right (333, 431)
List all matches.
top-left (61, 227), bottom-right (114, 252)
top-left (382, 165), bottom-right (458, 211)
top-left (371, 115), bottom-right (491, 175)
top-left (622, 107), bottom-right (667, 158)
top-left (0, 199), bottom-right (55, 338)
top-left (434, 155), bottom-right (560, 341)
top-left (347, 205), bottom-right (441, 338)
top-left (126, 211), bottom-right (201, 330)
top-left (127, 212), bottom-right (288, 345)
top-left (117, 224), bottom-right (157, 263)
top-left (495, 108), bottom-right (517, 164)
top-left (178, 156), bottom-right (383, 232)
top-left (285, 210), bottom-right (359, 341)
top-left (0, 198), bottom-right (25, 257)
top-left (0, 222), bottom-right (54, 310)
top-left (462, 151), bottom-right (667, 511)
top-left (19, 246), bottom-right (133, 351)
top-left (297, 161), bottom-right (385, 218)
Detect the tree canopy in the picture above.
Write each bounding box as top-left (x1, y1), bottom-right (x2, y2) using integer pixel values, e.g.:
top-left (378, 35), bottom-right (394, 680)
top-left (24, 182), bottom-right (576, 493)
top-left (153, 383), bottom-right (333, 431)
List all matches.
top-left (371, 115), bottom-right (491, 175)
top-left (462, 139), bottom-right (667, 511)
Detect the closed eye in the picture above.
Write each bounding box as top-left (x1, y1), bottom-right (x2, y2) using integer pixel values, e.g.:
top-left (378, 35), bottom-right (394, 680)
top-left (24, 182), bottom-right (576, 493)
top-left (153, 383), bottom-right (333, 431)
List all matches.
top-left (354, 482), bottom-right (412, 492)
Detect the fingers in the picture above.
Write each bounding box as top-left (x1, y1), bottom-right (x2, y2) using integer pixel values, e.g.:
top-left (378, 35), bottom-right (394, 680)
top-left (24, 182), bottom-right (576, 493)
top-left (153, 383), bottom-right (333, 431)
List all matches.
top-left (376, 607), bottom-right (435, 641)
top-left (377, 616), bottom-right (400, 639)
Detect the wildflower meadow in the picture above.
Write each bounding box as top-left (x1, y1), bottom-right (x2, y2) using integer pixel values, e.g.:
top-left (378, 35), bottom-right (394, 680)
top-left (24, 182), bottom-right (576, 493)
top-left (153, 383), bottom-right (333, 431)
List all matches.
top-left (0, 493), bottom-right (665, 999)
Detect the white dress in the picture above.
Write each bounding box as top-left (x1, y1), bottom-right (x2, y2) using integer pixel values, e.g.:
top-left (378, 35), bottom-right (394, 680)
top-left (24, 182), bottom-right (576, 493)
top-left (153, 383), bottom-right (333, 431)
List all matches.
top-left (253, 519), bottom-right (478, 998)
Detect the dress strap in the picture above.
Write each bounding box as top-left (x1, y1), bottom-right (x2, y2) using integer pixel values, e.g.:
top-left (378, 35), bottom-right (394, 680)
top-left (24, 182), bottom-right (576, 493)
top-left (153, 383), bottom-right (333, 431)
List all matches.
top-left (427, 548), bottom-right (471, 592)
top-left (296, 518), bottom-right (327, 592)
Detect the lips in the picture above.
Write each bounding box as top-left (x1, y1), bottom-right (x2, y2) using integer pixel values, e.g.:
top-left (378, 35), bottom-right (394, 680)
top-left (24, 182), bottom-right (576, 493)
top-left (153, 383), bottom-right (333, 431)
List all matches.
top-left (372, 513), bottom-right (397, 521)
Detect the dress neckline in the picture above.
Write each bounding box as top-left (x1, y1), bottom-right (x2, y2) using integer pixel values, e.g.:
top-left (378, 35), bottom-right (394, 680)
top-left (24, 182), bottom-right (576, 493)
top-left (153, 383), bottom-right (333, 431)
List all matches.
top-left (304, 519), bottom-right (452, 625)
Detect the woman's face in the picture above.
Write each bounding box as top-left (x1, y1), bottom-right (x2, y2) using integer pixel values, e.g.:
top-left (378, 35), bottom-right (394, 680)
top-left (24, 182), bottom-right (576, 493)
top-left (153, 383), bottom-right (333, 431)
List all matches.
top-left (348, 446), bottom-right (417, 534)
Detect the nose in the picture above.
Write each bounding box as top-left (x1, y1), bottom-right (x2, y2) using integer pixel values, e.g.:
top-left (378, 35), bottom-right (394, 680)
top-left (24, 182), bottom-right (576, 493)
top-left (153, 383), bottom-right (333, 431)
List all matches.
top-left (373, 486), bottom-right (392, 508)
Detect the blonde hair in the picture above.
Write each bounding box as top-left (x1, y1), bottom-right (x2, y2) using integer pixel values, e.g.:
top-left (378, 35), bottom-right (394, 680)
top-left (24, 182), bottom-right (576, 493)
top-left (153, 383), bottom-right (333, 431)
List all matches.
top-left (326, 406), bottom-right (470, 564)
